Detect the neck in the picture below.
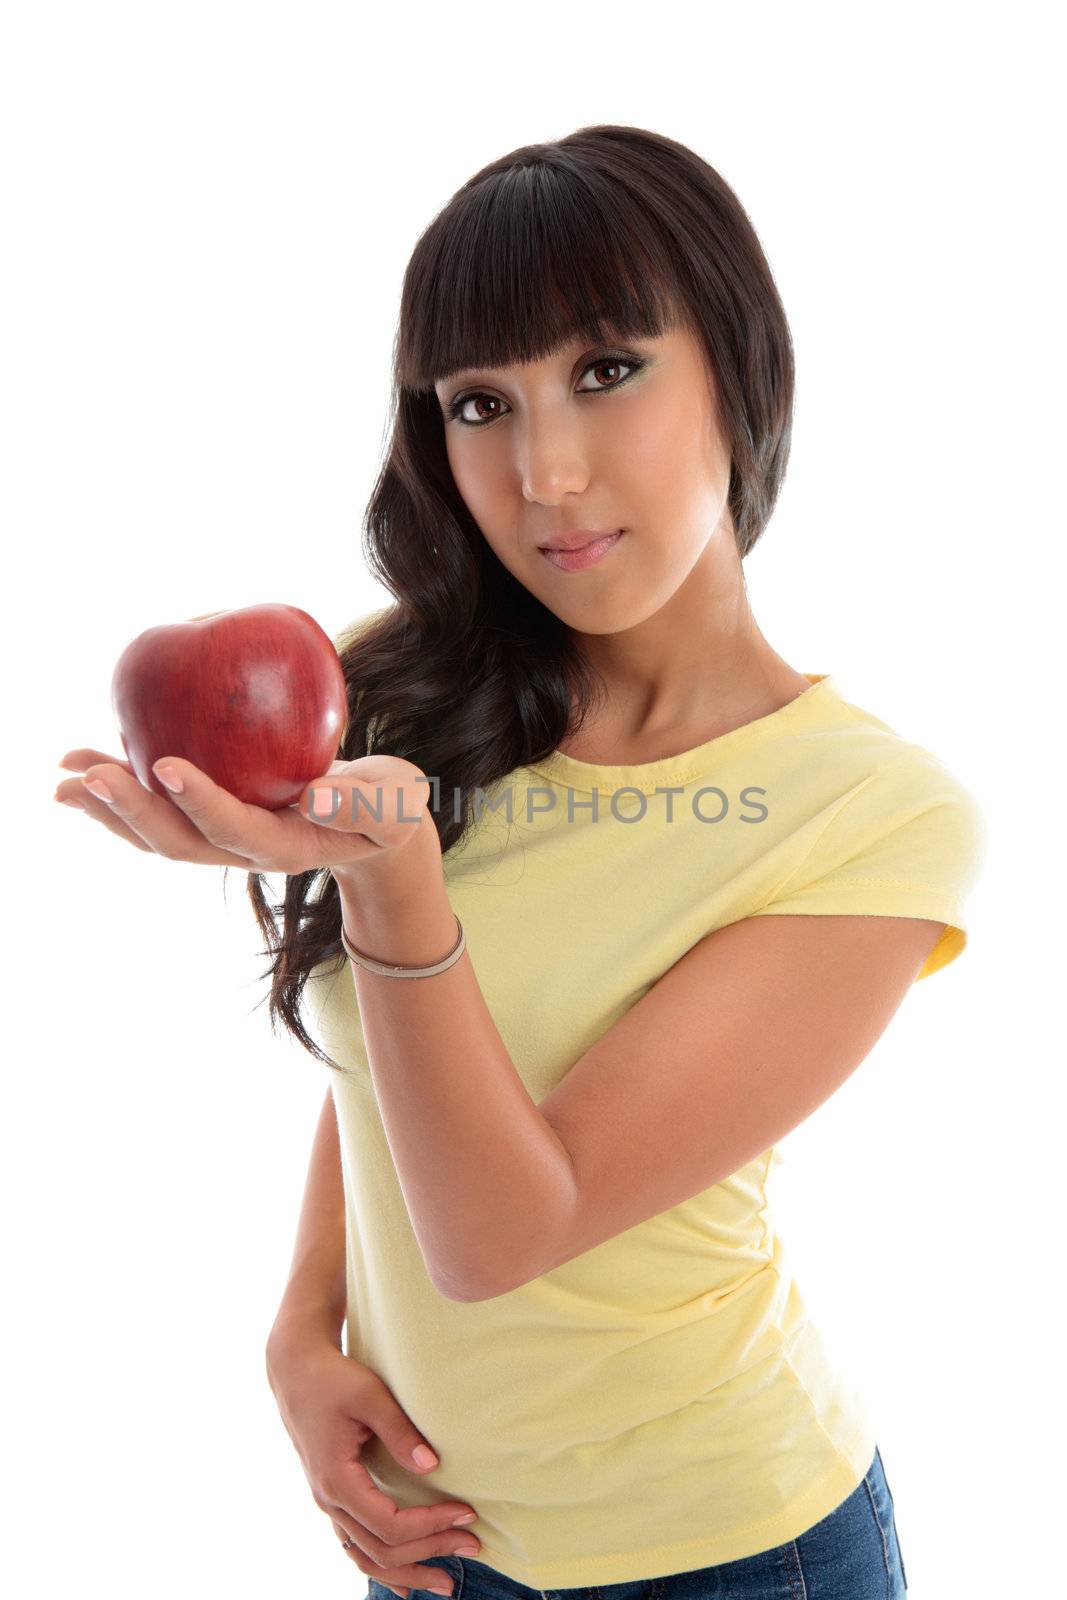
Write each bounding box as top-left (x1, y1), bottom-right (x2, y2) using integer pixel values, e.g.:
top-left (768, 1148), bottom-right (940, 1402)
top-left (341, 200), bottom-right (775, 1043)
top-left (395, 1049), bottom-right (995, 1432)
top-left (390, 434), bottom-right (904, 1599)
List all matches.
top-left (566, 528), bottom-right (805, 743)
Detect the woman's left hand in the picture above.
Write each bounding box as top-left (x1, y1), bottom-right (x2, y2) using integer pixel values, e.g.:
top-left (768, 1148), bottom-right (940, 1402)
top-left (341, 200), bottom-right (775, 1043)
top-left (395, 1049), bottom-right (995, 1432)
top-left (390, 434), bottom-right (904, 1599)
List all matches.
top-left (53, 748), bottom-right (435, 878)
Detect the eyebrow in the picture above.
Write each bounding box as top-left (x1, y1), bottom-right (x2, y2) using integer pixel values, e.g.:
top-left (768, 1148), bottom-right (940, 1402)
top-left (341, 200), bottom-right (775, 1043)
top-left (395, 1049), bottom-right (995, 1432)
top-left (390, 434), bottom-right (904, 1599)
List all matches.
top-left (437, 327), bottom-right (639, 390)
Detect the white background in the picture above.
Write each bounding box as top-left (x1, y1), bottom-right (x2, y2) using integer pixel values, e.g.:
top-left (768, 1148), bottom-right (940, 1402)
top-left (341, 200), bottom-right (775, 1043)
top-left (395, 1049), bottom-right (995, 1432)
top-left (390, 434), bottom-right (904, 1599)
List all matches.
top-left (6, 2), bottom-right (1061, 1595)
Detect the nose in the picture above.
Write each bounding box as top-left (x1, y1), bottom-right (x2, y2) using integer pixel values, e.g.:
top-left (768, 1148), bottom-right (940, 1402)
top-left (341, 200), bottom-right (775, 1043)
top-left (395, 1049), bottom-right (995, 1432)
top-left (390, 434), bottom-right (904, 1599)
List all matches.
top-left (517, 412), bottom-right (591, 506)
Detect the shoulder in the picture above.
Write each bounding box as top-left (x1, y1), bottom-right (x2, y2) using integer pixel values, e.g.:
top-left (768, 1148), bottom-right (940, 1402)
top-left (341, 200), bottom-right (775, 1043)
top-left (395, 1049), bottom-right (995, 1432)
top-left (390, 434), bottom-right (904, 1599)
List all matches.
top-left (786, 733), bottom-right (987, 893)
top-left (810, 681), bottom-right (984, 833)
top-left (853, 739), bottom-right (985, 861)
top-left (748, 720), bottom-right (987, 981)
top-left (332, 603), bottom-right (397, 654)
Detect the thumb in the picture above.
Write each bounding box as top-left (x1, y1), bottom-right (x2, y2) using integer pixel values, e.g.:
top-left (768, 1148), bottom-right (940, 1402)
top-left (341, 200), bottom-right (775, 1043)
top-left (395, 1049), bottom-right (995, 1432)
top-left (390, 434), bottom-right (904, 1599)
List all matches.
top-left (361, 1372), bottom-right (440, 1472)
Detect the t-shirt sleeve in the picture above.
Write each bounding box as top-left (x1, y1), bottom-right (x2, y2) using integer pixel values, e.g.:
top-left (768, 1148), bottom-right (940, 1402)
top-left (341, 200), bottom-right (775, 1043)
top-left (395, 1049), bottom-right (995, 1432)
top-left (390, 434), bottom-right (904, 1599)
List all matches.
top-left (748, 748), bottom-right (987, 981)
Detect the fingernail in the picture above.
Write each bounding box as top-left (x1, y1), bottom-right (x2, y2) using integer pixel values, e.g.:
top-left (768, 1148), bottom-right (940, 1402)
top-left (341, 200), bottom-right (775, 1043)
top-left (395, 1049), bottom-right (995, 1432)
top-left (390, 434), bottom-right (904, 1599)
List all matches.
top-left (451, 1514), bottom-right (476, 1525)
top-left (412, 1444), bottom-right (438, 1469)
top-left (455, 1544), bottom-right (479, 1557)
top-left (83, 778), bottom-right (114, 803)
top-left (428, 1587), bottom-right (452, 1596)
top-left (153, 764), bottom-right (183, 794)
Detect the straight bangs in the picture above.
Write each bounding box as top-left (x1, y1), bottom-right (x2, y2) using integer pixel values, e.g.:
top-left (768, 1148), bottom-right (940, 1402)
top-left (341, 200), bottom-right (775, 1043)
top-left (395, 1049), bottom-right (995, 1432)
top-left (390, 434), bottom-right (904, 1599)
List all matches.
top-left (396, 161), bottom-right (694, 393)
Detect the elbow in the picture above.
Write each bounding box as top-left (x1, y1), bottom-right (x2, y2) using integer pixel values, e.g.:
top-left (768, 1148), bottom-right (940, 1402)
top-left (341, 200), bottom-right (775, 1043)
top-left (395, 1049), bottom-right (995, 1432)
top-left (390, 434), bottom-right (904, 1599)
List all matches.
top-left (429, 1229), bottom-right (560, 1304)
top-left (430, 1255), bottom-right (520, 1303)
top-left (443, 1268), bottom-right (524, 1303)
top-left (433, 1273), bottom-right (489, 1304)
top-left (433, 1127), bottom-right (581, 1303)
top-left (428, 1249), bottom-right (507, 1303)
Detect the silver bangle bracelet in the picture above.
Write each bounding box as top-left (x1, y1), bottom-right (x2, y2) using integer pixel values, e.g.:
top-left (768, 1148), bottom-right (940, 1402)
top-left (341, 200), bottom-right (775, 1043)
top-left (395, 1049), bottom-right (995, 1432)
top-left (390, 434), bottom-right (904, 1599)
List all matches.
top-left (339, 913), bottom-right (466, 978)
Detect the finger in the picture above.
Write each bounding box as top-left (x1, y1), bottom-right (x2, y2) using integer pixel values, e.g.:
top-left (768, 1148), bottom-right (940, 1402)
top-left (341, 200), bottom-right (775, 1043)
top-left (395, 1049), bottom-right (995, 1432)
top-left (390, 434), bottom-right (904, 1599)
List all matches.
top-left (331, 1523), bottom-right (408, 1595)
top-left (328, 1514), bottom-right (416, 1593)
top-left (143, 756), bottom-right (286, 861)
top-left (380, 1558), bottom-right (457, 1597)
top-left (326, 1500), bottom-right (479, 1576)
top-left (74, 761), bottom-right (255, 867)
top-left (329, 1515), bottom-right (456, 1598)
top-left (53, 783), bottom-right (156, 852)
top-left (325, 1461), bottom-right (476, 1547)
top-left (59, 747), bottom-right (137, 777)
top-left (301, 762), bottom-right (428, 838)
top-left (330, 1521), bottom-right (408, 1599)
top-left (320, 1465), bottom-right (481, 1564)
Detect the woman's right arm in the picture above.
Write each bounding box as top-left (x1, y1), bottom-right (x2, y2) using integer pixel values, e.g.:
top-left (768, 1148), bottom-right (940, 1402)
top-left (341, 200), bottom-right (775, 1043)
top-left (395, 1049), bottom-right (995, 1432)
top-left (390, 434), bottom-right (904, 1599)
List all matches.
top-left (264, 1087), bottom-right (483, 1597)
top-left (266, 1085), bottom-right (348, 1362)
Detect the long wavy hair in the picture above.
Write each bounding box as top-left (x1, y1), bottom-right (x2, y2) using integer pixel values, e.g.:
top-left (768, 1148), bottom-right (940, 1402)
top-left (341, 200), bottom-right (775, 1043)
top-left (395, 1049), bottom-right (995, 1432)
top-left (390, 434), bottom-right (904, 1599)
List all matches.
top-left (244, 122), bottom-right (796, 1070)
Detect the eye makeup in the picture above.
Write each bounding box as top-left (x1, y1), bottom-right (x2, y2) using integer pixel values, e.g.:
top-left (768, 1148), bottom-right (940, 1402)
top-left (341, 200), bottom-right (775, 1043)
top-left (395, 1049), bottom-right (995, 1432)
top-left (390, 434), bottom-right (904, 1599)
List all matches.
top-left (443, 350), bottom-right (646, 428)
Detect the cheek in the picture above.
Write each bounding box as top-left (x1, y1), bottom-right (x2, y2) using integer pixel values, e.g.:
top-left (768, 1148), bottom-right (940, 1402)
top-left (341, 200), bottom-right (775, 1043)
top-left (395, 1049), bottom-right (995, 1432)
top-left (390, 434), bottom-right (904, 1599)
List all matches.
top-left (445, 455), bottom-right (517, 564)
top-left (611, 408), bottom-right (727, 561)
top-left (617, 401), bottom-right (672, 471)
top-left (631, 392), bottom-right (726, 501)
top-left (448, 443), bottom-right (503, 526)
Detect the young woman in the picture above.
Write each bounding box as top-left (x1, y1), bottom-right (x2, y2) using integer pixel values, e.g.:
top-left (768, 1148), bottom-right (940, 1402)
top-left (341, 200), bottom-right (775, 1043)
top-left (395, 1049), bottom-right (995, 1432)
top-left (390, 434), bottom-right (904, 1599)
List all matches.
top-left (57, 125), bottom-right (984, 1599)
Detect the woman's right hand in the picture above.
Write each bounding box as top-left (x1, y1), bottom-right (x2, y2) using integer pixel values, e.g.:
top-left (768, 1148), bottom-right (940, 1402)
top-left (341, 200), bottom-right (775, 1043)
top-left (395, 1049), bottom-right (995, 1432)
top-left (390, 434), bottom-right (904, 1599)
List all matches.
top-left (266, 1326), bottom-right (482, 1598)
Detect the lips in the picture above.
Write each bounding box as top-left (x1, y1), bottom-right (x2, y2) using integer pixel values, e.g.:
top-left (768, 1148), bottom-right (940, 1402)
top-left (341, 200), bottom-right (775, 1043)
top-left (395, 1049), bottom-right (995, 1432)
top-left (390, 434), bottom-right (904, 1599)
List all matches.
top-left (538, 529), bottom-right (619, 552)
top-left (539, 531), bottom-right (624, 572)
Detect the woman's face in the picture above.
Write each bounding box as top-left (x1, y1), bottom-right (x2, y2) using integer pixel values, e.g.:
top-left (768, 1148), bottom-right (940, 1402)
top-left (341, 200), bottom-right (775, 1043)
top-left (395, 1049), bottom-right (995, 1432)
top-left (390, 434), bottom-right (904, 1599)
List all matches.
top-left (434, 321), bottom-right (735, 635)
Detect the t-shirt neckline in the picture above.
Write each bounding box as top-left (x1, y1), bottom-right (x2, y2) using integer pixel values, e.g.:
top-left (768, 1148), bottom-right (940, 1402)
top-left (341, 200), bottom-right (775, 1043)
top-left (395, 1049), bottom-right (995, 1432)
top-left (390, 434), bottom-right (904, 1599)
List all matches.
top-left (524, 673), bottom-right (838, 794)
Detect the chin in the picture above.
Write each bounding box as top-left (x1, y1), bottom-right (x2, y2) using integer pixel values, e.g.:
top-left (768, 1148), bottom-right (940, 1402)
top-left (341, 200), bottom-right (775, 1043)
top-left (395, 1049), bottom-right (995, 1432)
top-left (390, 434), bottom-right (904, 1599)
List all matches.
top-left (546, 597), bottom-right (641, 635)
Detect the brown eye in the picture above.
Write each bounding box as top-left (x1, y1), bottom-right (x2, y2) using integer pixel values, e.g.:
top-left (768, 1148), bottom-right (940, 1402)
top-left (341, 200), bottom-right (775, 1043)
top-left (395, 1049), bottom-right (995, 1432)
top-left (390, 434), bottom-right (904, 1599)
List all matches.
top-left (577, 358), bottom-right (633, 392)
top-left (447, 353), bottom-right (642, 428)
top-left (469, 396), bottom-right (503, 423)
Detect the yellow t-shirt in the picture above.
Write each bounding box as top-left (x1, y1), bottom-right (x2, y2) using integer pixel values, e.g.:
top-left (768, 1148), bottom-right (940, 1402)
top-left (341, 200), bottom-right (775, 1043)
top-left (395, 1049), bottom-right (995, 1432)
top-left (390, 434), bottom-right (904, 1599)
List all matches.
top-left (305, 645), bottom-right (985, 1588)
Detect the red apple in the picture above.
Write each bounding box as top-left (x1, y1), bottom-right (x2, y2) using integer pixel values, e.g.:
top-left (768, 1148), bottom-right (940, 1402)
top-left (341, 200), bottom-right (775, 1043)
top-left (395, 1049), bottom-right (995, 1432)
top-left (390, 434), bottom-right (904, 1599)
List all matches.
top-left (111, 604), bottom-right (349, 809)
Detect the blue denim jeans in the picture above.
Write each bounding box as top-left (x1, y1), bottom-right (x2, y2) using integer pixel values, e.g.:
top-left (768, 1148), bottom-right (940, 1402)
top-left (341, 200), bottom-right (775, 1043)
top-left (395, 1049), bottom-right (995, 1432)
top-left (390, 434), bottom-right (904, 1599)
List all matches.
top-left (380, 1445), bottom-right (908, 1600)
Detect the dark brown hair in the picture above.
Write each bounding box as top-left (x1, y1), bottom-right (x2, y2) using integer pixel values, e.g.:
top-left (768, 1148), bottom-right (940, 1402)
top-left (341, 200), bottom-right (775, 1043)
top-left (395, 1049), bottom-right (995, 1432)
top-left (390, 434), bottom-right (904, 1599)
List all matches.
top-left (244, 123), bottom-right (796, 1070)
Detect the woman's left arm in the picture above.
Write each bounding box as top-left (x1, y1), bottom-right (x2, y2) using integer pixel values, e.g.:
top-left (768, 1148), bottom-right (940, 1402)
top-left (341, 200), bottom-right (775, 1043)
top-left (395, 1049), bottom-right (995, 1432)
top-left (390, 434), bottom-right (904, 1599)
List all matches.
top-left (332, 814), bottom-right (578, 1305)
top-left (335, 822), bottom-right (945, 1309)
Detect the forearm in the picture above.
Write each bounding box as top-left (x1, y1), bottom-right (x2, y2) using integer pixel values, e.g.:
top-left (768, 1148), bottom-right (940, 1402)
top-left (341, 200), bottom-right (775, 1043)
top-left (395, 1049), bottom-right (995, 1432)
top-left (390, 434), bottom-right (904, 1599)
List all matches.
top-left (333, 815), bottom-right (577, 1302)
top-left (267, 1087), bottom-right (348, 1358)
